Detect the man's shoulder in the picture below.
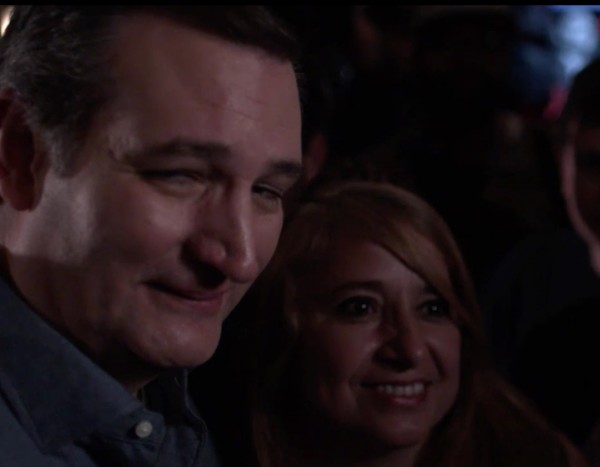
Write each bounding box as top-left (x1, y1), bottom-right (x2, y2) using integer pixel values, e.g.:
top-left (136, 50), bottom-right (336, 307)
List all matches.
top-left (0, 386), bottom-right (53, 466)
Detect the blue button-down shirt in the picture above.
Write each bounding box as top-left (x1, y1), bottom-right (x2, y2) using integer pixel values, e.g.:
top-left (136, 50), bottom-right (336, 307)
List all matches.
top-left (0, 277), bottom-right (221, 466)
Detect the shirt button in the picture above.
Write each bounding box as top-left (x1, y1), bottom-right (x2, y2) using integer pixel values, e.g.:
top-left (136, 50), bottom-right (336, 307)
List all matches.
top-left (134, 420), bottom-right (154, 439)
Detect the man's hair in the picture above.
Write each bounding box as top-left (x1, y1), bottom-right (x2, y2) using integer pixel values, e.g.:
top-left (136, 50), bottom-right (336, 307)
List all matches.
top-left (0, 6), bottom-right (298, 174)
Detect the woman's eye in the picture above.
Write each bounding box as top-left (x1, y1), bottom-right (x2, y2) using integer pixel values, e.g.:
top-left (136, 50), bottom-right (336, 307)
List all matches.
top-left (419, 297), bottom-right (450, 319)
top-left (335, 296), bottom-right (378, 319)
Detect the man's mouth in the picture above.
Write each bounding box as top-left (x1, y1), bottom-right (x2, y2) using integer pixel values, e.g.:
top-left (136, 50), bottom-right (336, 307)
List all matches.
top-left (145, 281), bottom-right (227, 313)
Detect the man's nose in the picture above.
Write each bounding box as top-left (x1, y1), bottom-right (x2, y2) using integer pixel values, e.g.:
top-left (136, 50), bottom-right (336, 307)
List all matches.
top-left (376, 318), bottom-right (426, 369)
top-left (186, 191), bottom-right (261, 284)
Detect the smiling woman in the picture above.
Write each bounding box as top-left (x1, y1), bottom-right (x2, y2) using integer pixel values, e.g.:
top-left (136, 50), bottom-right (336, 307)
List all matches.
top-left (251, 181), bottom-right (586, 467)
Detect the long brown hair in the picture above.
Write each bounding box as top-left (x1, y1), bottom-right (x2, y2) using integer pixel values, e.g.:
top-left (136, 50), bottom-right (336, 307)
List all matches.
top-left (252, 180), bottom-right (583, 467)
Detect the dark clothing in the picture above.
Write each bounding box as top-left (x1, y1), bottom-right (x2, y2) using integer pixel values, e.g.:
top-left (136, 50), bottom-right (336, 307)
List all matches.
top-left (0, 277), bottom-right (220, 467)
top-left (481, 228), bottom-right (600, 446)
top-left (482, 228), bottom-right (600, 376)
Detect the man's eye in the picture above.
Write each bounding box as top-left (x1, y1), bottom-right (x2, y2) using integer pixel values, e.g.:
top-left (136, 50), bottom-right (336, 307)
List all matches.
top-left (253, 185), bottom-right (283, 204)
top-left (141, 170), bottom-right (201, 183)
top-left (419, 297), bottom-right (450, 320)
top-left (335, 296), bottom-right (378, 319)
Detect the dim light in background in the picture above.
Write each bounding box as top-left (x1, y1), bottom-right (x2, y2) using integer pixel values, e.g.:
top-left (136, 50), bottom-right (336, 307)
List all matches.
top-left (548, 5), bottom-right (600, 11)
top-left (1, 6), bottom-right (13, 36)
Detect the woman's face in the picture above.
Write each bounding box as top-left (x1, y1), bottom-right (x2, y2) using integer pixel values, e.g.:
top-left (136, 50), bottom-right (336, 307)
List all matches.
top-left (295, 234), bottom-right (461, 452)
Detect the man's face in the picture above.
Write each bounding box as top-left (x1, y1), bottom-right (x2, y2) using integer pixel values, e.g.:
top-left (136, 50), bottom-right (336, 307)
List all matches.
top-left (561, 122), bottom-right (600, 275)
top-left (8, 13), bottom-right (302, 381)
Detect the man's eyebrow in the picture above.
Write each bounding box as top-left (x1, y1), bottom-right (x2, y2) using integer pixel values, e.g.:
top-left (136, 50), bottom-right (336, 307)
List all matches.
top-left (263, 160), bottom-right (303, 180)
top-left (123, 139), bottom-right (231, 161)
top-left (121, 138), bottom-right (303, 177)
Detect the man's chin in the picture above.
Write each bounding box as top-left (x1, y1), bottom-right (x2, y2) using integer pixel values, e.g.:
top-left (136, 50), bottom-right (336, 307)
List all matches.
top-left (136, 332), bottom-right (222, 372)
top-left (159, 342), bottom-right (221, 369)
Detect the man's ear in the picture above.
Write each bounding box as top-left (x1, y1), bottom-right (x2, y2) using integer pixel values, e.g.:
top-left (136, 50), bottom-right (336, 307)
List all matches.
top-left (0, 88), bottom-right (44, 210)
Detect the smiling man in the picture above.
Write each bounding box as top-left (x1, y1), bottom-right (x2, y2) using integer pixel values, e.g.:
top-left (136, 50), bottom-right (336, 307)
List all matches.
top-left (0, 6), bottom-right (302, 466)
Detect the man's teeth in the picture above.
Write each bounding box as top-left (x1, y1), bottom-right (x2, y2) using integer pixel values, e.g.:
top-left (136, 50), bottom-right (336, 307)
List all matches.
top-left (375, 382), bottom-right (425, 397)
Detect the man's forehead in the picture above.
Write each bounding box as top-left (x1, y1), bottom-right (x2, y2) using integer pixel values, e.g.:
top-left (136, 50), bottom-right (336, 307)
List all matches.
top-left (116, 137), bottom-right (302, 176)
top-left (110, 14), bottom-right (299, 122)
